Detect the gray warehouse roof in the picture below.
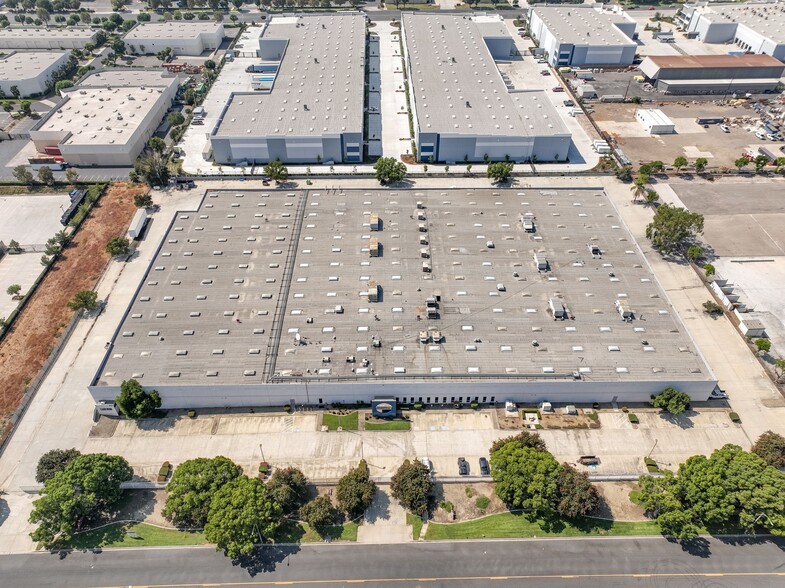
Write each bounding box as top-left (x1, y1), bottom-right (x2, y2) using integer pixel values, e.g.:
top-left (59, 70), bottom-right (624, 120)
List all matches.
top-left (402, 13), bottom-right (568, 137)
top-left (124, 21), bottom-right (222, 41)
top-left (698, 4), bottom-right (785, 45)
top-left (0, 26), bottom-right (96, 40)
top-left (531, 6), bottom-right (635, 46)
top-left (96, 188), bottom-right (711, 390)
top-left (0, 51), bottom-right (66, 82)
top-left (213, 13), bottom-right (365, 137)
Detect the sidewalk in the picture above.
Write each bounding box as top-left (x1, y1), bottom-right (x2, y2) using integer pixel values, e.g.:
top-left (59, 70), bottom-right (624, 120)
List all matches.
top-left (356, 487), bottom-right (412, 544)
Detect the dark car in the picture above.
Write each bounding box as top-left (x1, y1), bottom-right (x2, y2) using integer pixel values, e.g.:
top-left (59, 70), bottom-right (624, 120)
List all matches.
top-left (458, 457), bottom-right (469, 475)
top-left (479, 457), bottom-right (490, 475)
top-left (563, 100), bottom-right (575, 107)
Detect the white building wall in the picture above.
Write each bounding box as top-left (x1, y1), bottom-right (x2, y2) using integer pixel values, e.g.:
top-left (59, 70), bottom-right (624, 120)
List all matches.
top-left (0, 29), bottom-right (98, 50)
top-left (126, 25), bottom-right (224, 56)
top-left (89, 377), bottom-right (717, 409)
top-left (0, 52), bottom-right (69, 97)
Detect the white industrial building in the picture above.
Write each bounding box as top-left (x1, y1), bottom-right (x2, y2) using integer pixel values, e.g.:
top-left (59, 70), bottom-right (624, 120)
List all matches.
top-left (636, 109), bottom-right (676, 135)
top-left (30, 70), bottom-right (178, 167)
top-left (401, 13), bottom-right (571, 163)
top-left (0, 51), bottom-right (68, 97)
top-left (528, 5), bottom-right (637, 67)
top-left (124, 21), bottom-right (225, 56)
top-left (677, 3), bottom-right (785, 61)
top-left (89, 188), bottom-right (716, 409)
top-left (0, 27), bottom-right (98, 50)
top-left (210, 14), bottom-right (365, 165)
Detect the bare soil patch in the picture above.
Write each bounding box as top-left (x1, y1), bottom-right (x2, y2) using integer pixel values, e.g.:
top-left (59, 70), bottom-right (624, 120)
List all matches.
top-left (496, 408), bottom-right (522, 430)
top-left (431, 482), bottom-right (506, 523)
top-left (540, 412), bottom-right (600, 430)
top-left (593, 481), bottom-right (647, 522)
top-left (0, 183), bottom-right (142, 436)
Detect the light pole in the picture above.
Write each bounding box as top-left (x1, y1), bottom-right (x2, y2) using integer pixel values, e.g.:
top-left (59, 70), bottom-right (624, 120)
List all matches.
top-left (259, 443), bottom-right (266, 463)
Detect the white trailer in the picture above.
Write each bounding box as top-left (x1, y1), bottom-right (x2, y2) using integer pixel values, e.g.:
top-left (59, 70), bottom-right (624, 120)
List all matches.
top-left (127, 208), bottom-right (148, 240)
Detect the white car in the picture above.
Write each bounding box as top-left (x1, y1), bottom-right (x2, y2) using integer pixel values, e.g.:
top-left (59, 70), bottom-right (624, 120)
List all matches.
top-left (710, 388), bottom-right (728, 400)
top-left (720, 124), bottom-right (730, 133)
top-left (755, 131), bottom-right (767, 140)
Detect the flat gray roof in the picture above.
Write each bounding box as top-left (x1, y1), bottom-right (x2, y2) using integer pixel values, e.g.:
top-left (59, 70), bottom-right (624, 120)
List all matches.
top-left (0, 26), bottom-right (96, 40)
top-left (124, 21), bottom-right (222, 41)
top-left (402, 13), bottom-right (568, 137)
top-left (96, 188), bottom-right (710, 389)
top-left (0, 51), bottom-right (66, 81)
top-left (213, 14), bottom-right (364, 137)
top-left (531, 6), bottom-right (635, 46)
top-left (698, 4), bottom-right (785, 45)
top-left (76, 69), bottom-right (179, 88)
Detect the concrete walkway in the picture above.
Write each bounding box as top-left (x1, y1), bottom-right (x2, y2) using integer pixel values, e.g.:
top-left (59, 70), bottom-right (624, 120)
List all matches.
top-left (356, 486), bottom-right (412, 544)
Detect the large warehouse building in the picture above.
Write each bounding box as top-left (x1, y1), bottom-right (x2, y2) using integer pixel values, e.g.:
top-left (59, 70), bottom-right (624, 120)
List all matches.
top-left (124, 21), bottom-right (225, 56)
top-left (528, 5), bottom-right (637, 67)
top-left (209, 13), bottom-right (365, 165)
top-left (401, 13), bottom-right (571, 163)
top-left (89, 188), bottom-right (716, 410)
top-left (0, 27), bottom-right (98, 50)
top-left (30, 70), bottom-right (177, 166)
top-left (640, 54), bottom-right (785, 94)
top-left (0, 51), bottom-right (69, 97)
top-left (678, 3), bottom-right (785, 61)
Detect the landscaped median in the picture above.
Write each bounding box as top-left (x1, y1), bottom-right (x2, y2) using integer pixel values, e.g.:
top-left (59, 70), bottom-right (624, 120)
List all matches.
top-left (424, 512), bottom-right (661, 541)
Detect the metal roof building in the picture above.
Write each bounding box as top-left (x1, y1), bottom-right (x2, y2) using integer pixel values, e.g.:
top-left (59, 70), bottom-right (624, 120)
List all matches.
top-left (124, 21), bottom-right (224, 56)
top-left (0, 51), bottom-right (69, 98)
top-left (209, 14), bottom-right (365, 165)
top-left (528, 5), bottom-right (637, 67)
top-left (0, 27), bottom-right (98, 50)
top-left (678, 3), bottom-right (785, 61)
top-left (29, 70), bottom-right (178, 166)
top-left (89, 188), bottom-right (716, 410)
top-left (401, 13), bottom-right (571, 163)
top-left (640, 54), bottom-right (785, 94)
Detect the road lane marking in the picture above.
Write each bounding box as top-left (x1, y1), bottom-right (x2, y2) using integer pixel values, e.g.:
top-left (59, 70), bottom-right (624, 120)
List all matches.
top-left (99, 571), bottom-right (785, 587)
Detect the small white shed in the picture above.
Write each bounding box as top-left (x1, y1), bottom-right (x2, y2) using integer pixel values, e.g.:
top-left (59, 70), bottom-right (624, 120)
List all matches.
top-left (635, 109), bottom-right (675, 135)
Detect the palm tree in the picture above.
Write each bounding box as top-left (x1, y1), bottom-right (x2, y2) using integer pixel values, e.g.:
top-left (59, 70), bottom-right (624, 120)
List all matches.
top-left (630, 174), bottom-right (648, 203)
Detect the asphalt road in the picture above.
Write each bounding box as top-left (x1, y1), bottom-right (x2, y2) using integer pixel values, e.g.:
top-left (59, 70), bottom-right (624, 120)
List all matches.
top-left (1, 536), bottom-right (785, 587)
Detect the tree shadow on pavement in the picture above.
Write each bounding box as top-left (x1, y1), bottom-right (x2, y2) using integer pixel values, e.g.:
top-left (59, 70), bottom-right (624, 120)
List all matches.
top-left (717, 535), bottom-right (785, 552)
top-left (135, 417), bottom-right (177, 432)
top-left (232, 544), bottom-right (301, 577)
top-left (364, 488), bottom-right (391, 524)
top-left (0, 497), bottom-right (9, 528)
top-left (673, 537), bottom-right (711, 558)
top-left (659, 411), bottom-right (695, 430)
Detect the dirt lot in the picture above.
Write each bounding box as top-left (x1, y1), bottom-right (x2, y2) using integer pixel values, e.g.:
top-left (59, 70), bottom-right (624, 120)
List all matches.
top-left (0, 183), bottom-right (142, 437)
top-left (431, 482), bottom-right (507, 523)
top-left (590, 100), bottom-right (773, 169)
top-left (594, 481), bottom-right (647, 522)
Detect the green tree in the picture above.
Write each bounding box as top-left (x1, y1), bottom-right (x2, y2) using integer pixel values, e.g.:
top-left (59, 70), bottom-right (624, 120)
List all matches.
top-left (390, 459), bottom-right (432, 516)
top-left (374, 157), bottom-right (407, 185)
top-left (37, 166), bottom-right (55, 186)
top-left (298, 495), bottom-right (337, 535)
top-left (29, 453), bottom-right (133, 547)
top-left (648, 160), bottom-right (664, 173)
top-left (55, 80), bottom-right (73, 93)
top-left (106, 236), bottom-right (130, 257)
top-left (35, 448), bottom-right (81, 484)
top-left (19, 100), bottom-right (32, 116)
top-left (753, 154), bottom-right (769, 173)
top-left (755, 338), bottom-right (771, 354)
top-left (115, 378), bottom-right (161, 419)
top-left (148, 136), bottom-right (166, 153)
top-left (774, 357), bottom-right (785, 384)
top-left (336, 460), bottom-right (376, 518)
top-left (490, 443), bottom-right (560, 515)
top-left (487, 161), bottom-right (514, 183)
top-left (489, 431), bottom-right (546, 455)
top-left (645, 203), bottom-right (704, 256)
top-left (704, 263), bottom-right (715, 277)
top-left (735, 157), bottom-right (750, 172)
top-left (267, 467), bottom-right (309, 514)
top-left (673, 156), bottom-right (688, 173)
top-left (67, 289), bottom-right (98, 312)
top-left (630, 173), bottom-right (648, 203)
top-left (13, 165), bottom-right (34, 186)
top-left (751, 431), bottom-right (785, 469)
top-left (204, 475), bottom-right (282, 559)
top-left (134, 150), bottom-right (170, 186)
top-left (6, 284), bottom-right (21, 297)
top-left (686, 245), bottom-right (702, 262)
top-left (615, 166), bottom-right (633, 182)
top-left (134, 192), bottom-right (153, 208)
top-left (263, 159), bottom-right (289, 183)
top-left (204, 59), bottom-right (216, 70)
top-left (167, 111), bottom-right (185, 126)
top-left (65, 168), bottom-right (79, 184)
top-left (182, 88), bottom-right (196, 105)
top-left (555, 464), bottom-right (599, 519)
top-left (650, 387), bottom-right (690, 415)
top-left (694, 157), bottom-right (708, 174)
top-left (644, 189), bottom-right (659, 207)
top-left (163, 457), bottom-right (243, 527)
